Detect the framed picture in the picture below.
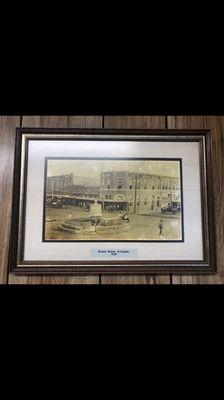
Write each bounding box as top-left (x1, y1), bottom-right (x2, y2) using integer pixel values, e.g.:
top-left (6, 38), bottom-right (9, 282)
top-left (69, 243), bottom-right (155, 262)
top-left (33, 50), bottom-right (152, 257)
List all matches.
top-left (9, 128), bottom-right (216, 274)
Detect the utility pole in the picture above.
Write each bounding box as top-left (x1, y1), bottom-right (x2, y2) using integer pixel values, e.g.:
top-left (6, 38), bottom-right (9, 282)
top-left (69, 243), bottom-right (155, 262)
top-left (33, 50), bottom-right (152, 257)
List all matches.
top-left (51, 180), bottom-right (54, 199)
top-left (134, 175), bottom-right (138, 213)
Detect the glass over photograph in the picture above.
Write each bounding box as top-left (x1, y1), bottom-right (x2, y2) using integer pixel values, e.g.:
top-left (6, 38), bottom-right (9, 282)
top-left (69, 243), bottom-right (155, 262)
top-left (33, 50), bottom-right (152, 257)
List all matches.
top-left (43, 158), bottom-right (183, 242)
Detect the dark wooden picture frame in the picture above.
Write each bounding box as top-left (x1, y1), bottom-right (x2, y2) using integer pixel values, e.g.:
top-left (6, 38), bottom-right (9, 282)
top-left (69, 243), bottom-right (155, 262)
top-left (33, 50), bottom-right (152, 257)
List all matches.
top-left (9, 128), bottom-right (216, 275)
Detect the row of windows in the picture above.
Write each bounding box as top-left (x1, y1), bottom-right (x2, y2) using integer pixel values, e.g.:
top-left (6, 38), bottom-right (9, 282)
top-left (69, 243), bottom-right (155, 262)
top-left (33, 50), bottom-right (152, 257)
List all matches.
top-left (104, 180), bottom-right (179, 189)
top-left (105, 195), bottom-right (172, 204)
top-left (105, 185), bottom-right (123, 189)
top-left (104, 184), bottom-right (179, 190)
top-left (129, 200), bottom-right (161, 207)
top-left (105, 194), bottom-right (177, 201)
top-left (129, 194), bottom-right (173, 206)
top-left (50, 181), bottom-right (72, 187)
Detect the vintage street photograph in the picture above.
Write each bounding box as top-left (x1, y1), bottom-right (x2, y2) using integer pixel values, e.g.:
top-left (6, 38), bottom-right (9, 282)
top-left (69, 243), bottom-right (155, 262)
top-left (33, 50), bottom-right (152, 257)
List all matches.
top-left (43, 158), bottom-right (183, 241)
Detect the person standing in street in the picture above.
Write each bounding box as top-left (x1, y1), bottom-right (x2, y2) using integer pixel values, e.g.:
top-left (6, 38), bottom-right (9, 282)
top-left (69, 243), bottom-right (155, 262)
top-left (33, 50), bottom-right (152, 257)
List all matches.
top-left (158, 219), bottom-right (164, 237)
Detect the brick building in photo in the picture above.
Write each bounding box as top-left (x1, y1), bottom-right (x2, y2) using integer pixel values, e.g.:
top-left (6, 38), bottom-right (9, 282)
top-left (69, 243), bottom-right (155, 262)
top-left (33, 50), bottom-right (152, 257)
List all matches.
top-left (47, 173), bottom-right (100, 197)
top-left (47, 173), bottom-right (74, 194)
top-left (46, 170), bottom-right (181, 214)
top-left (101, 171), bottom-right (181, 214)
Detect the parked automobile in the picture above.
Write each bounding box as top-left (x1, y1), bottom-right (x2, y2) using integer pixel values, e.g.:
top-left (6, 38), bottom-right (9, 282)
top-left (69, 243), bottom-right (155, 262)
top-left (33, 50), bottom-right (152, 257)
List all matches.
top-left (161, 201), bottom-right (181, 214)
top-left (46, 197), bottom-right (63, 208)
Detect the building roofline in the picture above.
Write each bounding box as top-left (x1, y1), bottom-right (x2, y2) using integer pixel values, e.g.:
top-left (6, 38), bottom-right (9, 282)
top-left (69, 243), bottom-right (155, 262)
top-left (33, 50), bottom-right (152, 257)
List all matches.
top-left (102, 171), bottom-right (179, 179)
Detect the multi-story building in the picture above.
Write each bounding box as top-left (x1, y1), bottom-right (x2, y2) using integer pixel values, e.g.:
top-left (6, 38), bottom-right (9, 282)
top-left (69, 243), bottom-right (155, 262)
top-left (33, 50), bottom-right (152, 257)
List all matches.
top-left (47, 173), bottom-right (74, 195)
top-left (46, 171), bottom-right (181, 214)
top-left (47, 173), bottom-right (100, 198)
top-left (101, 171), bottom-right (181, 214)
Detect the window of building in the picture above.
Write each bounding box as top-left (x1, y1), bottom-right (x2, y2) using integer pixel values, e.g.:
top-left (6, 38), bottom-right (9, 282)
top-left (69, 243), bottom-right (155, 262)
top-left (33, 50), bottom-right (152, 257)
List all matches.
top-left (118, 185), bottom-right (123, 189)
top-left (107, 185), bottom-right (110, 189)
top-left (152, 186), bottom-right (154, 190)
top-left (157, 196), bottom-right (160, 207)
top-left (129, 185), bottom-right (132, 189)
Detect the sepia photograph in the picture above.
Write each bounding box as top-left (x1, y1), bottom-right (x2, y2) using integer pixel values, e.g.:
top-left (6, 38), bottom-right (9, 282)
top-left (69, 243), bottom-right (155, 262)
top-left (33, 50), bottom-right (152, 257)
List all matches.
top-left (43, 158), bottom-right (183, 242)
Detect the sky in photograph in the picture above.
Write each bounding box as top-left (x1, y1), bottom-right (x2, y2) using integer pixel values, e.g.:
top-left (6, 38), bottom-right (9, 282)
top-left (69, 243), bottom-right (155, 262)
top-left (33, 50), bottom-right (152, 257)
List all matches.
top-left (47, 159), bottom-right (180, 185)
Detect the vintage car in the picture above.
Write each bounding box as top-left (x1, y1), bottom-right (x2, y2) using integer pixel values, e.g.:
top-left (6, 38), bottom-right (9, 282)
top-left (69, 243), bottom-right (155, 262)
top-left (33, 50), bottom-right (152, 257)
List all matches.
top-left (161, 201), bottom-right (181, 214)
top-left (46, 197), bottom-right (63, 208)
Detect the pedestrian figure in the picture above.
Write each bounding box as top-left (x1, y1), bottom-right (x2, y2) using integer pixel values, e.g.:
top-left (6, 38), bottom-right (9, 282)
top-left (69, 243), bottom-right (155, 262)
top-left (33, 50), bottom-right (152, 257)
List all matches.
top-left (151, 197), bottom-right (155, 211)
top-left (158, 219), bottom-right (164, 237)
